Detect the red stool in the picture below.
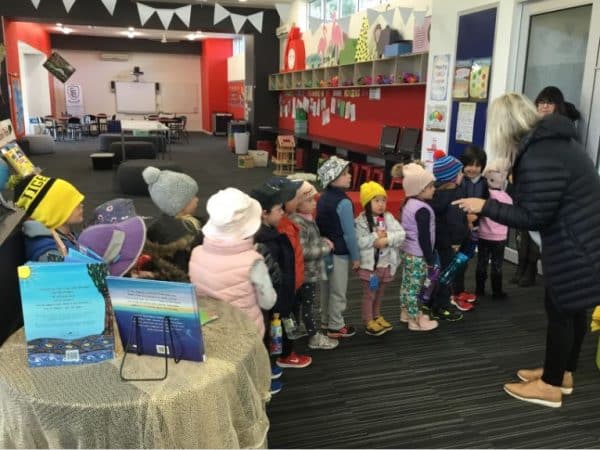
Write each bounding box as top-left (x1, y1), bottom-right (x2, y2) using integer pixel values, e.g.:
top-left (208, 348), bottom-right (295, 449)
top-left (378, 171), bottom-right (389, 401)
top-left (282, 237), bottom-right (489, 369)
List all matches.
top-left (356, 164), bottom-right (373, 189)
top-left (371, 167), bottom-right (385, 185)
top-left (295, 147), bottom-right (304, 169)
top-left (350, 163), bottom-right (361, 190)
top-left (389, 177), bottom-right (403, 190)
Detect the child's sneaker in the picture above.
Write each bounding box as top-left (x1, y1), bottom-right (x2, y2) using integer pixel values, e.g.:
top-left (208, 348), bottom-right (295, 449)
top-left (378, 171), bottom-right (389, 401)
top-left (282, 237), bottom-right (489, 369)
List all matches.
top-left (276, 352), bottom-right (312, 368)
top-left (270, 380), bottom-right (283, 395)
top-left (433, 306), bottom-right (463, 322)
top-left (308, 332), bottom-right (339, 350)
top-left (451, 296), bottom-right (474, 311)
top-left (365, 319), bottom-right (386, 336)
top-left (271, 366), bottom-right (283, 379)
top-left (400, 308), bottom-right (409, 323)
top-left (375, 316), bottom-right (393, 331)
top-left (327, 325), bottom-right (356, 338)
top-left (408, 313), bottom-right (438, 331)
top-left (456, 291), bottom-right (477, 303)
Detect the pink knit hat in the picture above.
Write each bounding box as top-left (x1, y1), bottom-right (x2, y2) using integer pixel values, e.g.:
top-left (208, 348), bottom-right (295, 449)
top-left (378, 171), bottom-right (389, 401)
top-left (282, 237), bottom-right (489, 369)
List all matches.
top-left (402, 163), bottom-right (435, 197)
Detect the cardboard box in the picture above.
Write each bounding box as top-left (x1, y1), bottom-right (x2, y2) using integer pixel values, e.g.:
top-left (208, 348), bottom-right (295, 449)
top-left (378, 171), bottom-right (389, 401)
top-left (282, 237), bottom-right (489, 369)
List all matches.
top-left (248, 150), bottom-right (269, 167)
top-left (237, 155), bottom-right (255, 169)
top-left (383, 41), bottom-right (413, 57)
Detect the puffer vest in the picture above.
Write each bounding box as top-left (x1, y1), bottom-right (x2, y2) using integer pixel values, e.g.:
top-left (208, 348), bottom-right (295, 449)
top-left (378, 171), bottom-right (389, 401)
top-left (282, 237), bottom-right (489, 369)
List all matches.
top-left (189, 236), bottom-right (264, 336)
top-left (401, 198), bottom-right (435, 257)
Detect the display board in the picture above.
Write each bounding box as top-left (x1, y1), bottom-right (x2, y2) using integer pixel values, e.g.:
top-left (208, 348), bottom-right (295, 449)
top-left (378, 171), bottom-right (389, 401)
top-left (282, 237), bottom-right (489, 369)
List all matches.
top-left (159, 83), bottom-right (198, 114)
top-left (115, 82), bottom-right (156, 114)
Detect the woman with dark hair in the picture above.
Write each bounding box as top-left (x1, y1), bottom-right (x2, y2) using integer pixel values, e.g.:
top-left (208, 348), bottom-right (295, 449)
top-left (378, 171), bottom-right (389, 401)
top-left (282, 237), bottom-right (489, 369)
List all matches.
top-left (454, 93), bottom-right (600, 408)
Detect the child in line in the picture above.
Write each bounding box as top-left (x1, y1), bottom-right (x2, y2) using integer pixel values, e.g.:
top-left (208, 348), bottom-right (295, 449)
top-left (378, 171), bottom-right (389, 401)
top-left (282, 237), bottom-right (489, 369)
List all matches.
top-left (316, 156), bottom-right (360, 339)
top-left (476, 159), bottom-right (513, 299)
top-left (427, 152), bottom-right (469, 320)
top-left (290, 181), bottom-right (339, 350)
top-left (252, 184), bottom-right (313, 369)
top-left (143, 167), bottom-right (204, 282)
top-left (355, 181), bottom-right (405, 336)
top-left (15, 174), bottom-right (85, 261)
top-left (456, 145), bottom-right (489, 305)
top-left (189, 188), bottom-right (276, 337)
top-left (399, 163), bottom-right (439, 331)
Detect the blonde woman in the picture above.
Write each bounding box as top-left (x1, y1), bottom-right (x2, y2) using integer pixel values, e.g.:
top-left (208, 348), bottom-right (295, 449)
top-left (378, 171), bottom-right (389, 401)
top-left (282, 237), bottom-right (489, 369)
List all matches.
top-left (454, 93), bottom-right (600, 408)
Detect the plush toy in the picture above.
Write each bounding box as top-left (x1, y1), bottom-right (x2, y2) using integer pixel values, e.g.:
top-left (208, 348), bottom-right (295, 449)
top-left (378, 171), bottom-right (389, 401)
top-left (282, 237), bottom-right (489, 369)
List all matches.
top-left (284, 25), bottom-right (306, 72)
top-left (402, 72), bottom-right (420, 83)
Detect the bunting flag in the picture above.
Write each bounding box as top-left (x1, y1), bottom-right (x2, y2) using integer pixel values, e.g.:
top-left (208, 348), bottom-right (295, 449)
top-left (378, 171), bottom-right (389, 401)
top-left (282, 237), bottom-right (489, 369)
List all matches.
top-left (309, 17), bottom-right (323, 33)
top-left (101, 0), bottom-right (117, 15)
top-left (338, 16), bottom-right (351, 35)
top-left (174, 5), bottom-right (192, 28)
top-left (366, 8), bottom-right (379, 25)
top-left (413, 10), bottom-right (426, 26)
top-left (399, 7), bottom-right (413, 26)
top-left (156, 8), bottom-right (174, 29)
top-left (247, 11), bottom-right (264, 33)
top-left (380, 9), bottom-right (395, 25)
top-left (137, 3), bottom-right (155, 26)
top-left (230, 14), bottom-right (247, 34)
top-left (30, 0), bottom-right (40, 8)
top-left (62, 0), bottom-right (76, 12)
top-left (275, 3), bottom-right (291, 24)
top-left (214, 3), bottom-right (230, 25)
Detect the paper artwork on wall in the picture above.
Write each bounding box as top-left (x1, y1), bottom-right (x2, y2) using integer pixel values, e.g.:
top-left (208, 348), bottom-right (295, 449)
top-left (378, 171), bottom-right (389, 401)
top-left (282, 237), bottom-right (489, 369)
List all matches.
top-left (425, 103), bottom-right (447, 132)
top-left (101, 0), bottom-right (117, 15)
top-left (452, 59), bottom-right (471, 99)
top-left (469, 58), bottom-right (491, 101)
top-left (456, 102), bottom-right (476, 143)
top-left (430, 54), bottom-right (450, 101)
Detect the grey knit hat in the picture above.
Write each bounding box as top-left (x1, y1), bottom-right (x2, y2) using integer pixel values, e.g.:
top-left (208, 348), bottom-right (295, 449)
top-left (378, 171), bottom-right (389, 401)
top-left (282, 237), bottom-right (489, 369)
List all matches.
top-left (142, 166), bottom-right (198, 216)
top-left (317, 156), bottom-right (350, 188)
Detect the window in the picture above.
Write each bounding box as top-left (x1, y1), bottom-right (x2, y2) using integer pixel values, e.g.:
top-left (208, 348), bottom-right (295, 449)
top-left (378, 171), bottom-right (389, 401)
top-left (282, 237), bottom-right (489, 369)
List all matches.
top-left (340, 0), bottom-right (357, 17)
top-left (233, 37), bottom-right (244, 55)
top-left (309, 0), bottom-right (322, 19)
top-left (325, 0), bottom-right (338, 20)
top-left (359, 0), bottom-right (380, 11)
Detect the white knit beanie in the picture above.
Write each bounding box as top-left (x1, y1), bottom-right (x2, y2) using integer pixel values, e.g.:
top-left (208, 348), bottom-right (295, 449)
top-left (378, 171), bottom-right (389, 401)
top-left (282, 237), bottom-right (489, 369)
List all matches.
top-left (402, 163), bottom-right (435, 197)
top-left (142, 166), bottom-right (198, 216)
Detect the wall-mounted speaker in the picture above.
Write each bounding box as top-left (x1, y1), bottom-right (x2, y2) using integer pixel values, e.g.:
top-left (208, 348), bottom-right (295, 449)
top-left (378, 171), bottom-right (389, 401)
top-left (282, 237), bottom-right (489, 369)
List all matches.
top-left (155, 82), bottom-right (160, 93)
top-left (110, 81), bottom-right (115, 92)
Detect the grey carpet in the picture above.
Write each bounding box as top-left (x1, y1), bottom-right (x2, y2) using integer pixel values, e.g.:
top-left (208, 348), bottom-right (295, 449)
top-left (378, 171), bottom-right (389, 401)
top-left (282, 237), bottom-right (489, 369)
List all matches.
top-left (32, 134), bottom-right (600, 448)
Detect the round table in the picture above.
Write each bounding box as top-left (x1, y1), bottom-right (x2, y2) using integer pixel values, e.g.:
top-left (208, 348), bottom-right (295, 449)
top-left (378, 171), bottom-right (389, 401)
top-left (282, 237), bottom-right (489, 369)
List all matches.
top-left (0, 297), bottom-right (270, 448)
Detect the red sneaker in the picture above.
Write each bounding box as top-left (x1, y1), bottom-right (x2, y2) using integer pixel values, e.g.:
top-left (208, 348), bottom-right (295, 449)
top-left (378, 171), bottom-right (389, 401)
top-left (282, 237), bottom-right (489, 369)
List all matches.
top-left (451, 296), bottom-right (474, 312)
top-left (456, 292), bottom-right (477, 303)
top-left (276, 352), bottom-right (312, 369)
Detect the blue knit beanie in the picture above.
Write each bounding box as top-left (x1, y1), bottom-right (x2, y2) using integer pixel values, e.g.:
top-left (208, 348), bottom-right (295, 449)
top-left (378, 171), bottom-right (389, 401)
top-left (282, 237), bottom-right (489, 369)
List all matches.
top-left (433, 152), bottom-right (463, 183)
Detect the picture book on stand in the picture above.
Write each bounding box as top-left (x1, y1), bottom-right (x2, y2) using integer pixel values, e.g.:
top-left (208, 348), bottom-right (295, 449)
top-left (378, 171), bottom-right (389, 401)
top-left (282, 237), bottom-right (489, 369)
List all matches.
top-left (106, 277), bottom-right (205, 362)
top-left (18, 262), bottom-right (115, 367)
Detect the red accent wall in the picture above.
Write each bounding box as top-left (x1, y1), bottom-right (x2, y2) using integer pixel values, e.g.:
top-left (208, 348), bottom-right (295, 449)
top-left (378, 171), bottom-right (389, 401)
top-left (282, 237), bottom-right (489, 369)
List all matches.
top-left (278, 85), bottom-right (426, 148)
top-left (3, 20), bottom-right (55, 136)
top-left (201, 39), bottom-right (233, 133)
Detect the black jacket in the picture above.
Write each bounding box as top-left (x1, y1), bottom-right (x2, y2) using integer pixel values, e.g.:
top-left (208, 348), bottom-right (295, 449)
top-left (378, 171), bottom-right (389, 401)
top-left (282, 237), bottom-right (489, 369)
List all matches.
top-left (429, 184), bottom-right (469, 250)
top-left (482, 115), bottom-right (600, 312)
top-left (254, 224), bottom-right (296, 315)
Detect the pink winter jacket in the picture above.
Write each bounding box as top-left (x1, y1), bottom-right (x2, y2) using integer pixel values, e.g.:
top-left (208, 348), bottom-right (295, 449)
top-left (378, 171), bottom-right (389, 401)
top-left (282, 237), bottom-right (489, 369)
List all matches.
top-left (189, 236), bottom-right (265, 336)
top-left (478, 190), bottom-right (513, 241)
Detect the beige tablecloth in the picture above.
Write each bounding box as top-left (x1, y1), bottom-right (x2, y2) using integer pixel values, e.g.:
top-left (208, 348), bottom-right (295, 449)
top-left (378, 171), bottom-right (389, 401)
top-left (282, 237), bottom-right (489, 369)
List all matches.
top-left (0, 297), bottom-right (270, 448)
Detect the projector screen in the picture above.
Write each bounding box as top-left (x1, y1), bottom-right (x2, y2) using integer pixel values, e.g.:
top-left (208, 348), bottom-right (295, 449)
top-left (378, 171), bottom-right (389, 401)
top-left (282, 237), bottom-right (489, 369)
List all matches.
top-left (115, 82), bottom-right (156, 114)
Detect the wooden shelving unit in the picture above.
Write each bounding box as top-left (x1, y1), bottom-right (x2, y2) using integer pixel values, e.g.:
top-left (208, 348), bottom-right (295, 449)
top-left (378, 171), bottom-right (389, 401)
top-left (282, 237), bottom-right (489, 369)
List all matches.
top-left (269, 52), bottom-right (428, 91)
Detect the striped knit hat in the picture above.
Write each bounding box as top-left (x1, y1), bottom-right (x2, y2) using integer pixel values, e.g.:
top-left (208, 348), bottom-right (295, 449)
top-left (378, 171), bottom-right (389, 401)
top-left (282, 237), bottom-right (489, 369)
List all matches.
top-left (433, 151), bottom-right (463, 183)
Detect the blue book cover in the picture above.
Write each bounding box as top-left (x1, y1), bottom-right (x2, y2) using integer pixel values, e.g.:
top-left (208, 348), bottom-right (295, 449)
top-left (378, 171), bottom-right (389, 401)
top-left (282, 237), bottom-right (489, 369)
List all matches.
top-left (18, 262), bottom-right (115, 367)
top-left (106, 277), bottom-right (205, 362)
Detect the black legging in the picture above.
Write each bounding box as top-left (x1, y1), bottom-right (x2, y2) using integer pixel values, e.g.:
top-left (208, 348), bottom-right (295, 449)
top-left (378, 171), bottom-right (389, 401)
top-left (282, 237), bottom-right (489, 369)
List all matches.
top-left (542, 290), bottom-right (587, 386)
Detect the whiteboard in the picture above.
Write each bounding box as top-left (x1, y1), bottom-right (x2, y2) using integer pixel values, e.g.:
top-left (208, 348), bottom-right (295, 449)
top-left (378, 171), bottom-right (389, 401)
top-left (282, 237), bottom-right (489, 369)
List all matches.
top-left (159, 83), bottom-right (198, 114)
top-left (115, 82), bottom-right (156, 114)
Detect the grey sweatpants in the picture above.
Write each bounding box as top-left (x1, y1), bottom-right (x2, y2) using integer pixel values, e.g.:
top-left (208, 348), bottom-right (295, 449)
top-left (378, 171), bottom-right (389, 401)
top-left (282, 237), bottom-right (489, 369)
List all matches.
top-left (320, 255), bottom-right (349, 330)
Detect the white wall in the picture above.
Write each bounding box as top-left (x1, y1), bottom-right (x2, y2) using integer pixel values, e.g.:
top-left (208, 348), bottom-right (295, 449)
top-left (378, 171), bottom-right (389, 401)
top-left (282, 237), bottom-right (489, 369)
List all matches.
top-left (52, 50), bottom-right (203, 131)
top-left (227, 53), bottom-right (245, 81)
top-left (18, 42), bottom-right (52, 133)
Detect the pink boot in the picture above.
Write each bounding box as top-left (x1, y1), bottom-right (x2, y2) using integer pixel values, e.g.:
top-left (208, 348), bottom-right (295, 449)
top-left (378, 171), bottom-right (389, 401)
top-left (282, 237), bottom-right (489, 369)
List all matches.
top-left (408, 313), bottom-right (438, 331)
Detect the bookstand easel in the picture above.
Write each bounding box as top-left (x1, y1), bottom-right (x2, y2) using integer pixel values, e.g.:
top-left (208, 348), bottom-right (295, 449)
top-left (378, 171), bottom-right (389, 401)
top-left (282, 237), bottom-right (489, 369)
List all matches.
top-left (119, 315), bottom-right (181, 382)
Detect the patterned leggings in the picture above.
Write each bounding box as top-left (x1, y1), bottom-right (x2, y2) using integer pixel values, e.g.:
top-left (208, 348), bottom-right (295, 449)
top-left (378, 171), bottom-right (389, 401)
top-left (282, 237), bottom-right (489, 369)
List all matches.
top-left (399, 253), bottom-right (427, 319)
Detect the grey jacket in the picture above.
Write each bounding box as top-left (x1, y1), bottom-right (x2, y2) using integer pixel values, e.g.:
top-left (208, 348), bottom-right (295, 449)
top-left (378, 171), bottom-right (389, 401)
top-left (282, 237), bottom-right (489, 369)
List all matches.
top-left (290, 213), bottom-right (331, 283)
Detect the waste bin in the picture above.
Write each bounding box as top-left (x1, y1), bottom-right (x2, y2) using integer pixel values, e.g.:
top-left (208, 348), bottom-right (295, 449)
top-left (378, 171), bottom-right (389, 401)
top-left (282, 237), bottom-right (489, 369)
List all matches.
top-left (234, 132), bottom-right (250, 155)
top-left (228, 120), bottom-right (247, 151)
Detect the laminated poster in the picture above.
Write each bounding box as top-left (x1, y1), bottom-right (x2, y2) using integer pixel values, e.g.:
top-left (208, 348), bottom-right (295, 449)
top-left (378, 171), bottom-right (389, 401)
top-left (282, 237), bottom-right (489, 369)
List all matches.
top-left (452, 59), bottom-right (472, 99)
top-left (425, 103), bottom-right (448, 132)
top-left (456, 102), bottom-right (476, 143)
top-left (469, 58), bottom-right (491, 101)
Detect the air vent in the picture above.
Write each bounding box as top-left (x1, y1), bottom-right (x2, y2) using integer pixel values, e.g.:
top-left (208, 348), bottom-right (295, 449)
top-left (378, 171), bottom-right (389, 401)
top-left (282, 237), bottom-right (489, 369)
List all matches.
top-left (100, 53), bottom-right (129, 61)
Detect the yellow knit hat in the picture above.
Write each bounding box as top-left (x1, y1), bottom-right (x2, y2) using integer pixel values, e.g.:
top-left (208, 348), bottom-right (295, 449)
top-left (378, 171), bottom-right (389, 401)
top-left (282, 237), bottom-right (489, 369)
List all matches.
top-left (359, 181), bottom-right (386, 208)
top-left (15, 175), bottom-right (84, 229)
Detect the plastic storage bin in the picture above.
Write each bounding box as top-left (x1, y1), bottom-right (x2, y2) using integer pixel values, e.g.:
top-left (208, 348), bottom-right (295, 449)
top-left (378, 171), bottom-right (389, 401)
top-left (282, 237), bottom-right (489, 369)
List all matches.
top-left (234, 132), bottom-right (250, 155)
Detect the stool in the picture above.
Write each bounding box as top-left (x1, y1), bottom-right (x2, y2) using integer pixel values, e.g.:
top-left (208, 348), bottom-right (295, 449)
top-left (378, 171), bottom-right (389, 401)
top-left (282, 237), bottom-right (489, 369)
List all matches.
top-left (389, 177), bottom-right (403, 190)
top-left (356, 164), bottom-right (373, 189)
top-left (371, 167), bottom-right (385, 185)
top-left (117, 159), bottom-right (183, 195)
top-left (90, 153), bottom-right (114, 170)
top-left (295, 147), bottom-right (304, 170)
top-left (110, 141), bottom-right (157, 164)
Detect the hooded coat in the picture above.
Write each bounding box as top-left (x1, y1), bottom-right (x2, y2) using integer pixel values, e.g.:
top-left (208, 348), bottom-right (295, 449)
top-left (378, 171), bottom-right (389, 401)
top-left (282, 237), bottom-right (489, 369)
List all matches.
top-left (481, 114), bottom-right (600, 312)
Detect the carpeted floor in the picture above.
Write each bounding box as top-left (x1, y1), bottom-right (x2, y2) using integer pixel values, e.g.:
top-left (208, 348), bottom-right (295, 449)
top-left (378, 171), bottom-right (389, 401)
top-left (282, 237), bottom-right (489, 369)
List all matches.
top-left (33, 133), bottom-right (600, 448)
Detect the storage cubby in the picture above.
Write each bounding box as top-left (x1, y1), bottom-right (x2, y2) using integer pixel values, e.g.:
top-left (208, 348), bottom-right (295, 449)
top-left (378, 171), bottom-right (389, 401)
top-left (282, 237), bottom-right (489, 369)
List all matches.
top-left (292, 71), bottom-right (303, 89)
top-left (354, 62), bottom-right (373, 86)
top-left (313, 68), bottom-right (326, 88)
top-left (373, 59), bottom-right (396, 85)
top-left (339, 65), bottom-right (354, 87)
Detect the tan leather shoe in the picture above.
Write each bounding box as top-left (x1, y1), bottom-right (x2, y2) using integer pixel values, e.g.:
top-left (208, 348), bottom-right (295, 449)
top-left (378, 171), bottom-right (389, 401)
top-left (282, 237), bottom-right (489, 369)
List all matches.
top-left (517, 368), bottom-right (573, 395)
top-left (504, 378), bottom-right (562, 408)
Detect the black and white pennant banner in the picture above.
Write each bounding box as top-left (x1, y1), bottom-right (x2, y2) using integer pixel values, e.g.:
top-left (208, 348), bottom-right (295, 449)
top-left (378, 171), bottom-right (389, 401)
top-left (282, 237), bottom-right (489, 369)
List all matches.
top-left (137, 3), bottom-right (192, 29)
top-left (101, 0), bottom-right (117, 16)
top-left (30, 0), bottom-right (41, 9)
top-left (213, 3), bottom-right (264, 33)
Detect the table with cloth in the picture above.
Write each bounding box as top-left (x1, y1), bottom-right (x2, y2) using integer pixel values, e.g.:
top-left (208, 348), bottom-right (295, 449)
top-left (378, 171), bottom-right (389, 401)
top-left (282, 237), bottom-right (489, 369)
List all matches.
top-left (0, 296), bottom-right (271, 449)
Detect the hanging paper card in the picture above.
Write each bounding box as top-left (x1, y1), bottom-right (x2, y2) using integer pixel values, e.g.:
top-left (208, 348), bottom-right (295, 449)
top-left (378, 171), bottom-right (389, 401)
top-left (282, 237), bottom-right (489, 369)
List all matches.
top-left (452, 59), bottom-right (472, 99)
top-left (469, 58), bottom-right (491, 101)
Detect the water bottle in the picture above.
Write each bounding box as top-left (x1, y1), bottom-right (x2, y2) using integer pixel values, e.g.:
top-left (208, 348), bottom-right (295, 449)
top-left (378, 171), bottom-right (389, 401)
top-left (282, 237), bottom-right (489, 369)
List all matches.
top-left (459, 229), bottom-right (479, 258)
top-left (376, 215), bottom-right (386, 232)
top-left (270, 313), bottom-right (282, 356)
top-left (439, 252), bottom-right (470, 286)
top-left (324, 253), bottom-right (334, 273)
top-left (418, 265), bottom-right (440, 304)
